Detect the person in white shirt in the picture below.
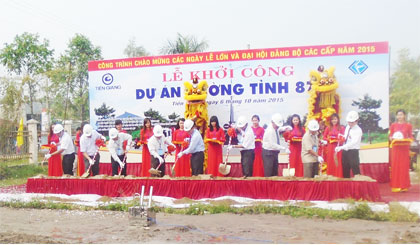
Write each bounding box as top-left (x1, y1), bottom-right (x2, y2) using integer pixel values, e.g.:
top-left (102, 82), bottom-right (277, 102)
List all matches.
top-left (45, 124), bottom-right (75, 175)
top-left (230, 116), bottom-right (255, 177)
top-left (262, 113), bottom-right (291, 177)
top-left (80, 124), bottom-right (106, 176)
top-left (335, 111), bottom-right (363, 178)
top-left (148, 125), bottom-right (175, 177)
top-left (108, 128), bottom-right (132, 176)
top-left (177, 119), bottom-right (205, 175)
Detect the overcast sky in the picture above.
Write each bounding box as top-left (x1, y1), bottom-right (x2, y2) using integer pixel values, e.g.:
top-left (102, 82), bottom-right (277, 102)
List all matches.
top-left (1, 0), bottom-right (419, 67)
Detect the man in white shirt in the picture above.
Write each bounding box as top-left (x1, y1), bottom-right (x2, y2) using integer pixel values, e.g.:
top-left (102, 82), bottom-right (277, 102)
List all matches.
top-left (335, 111), bottom-right (363, 178)
top-left (262, 113), bottom-right (291, 177)
top-left (231, 116), bottom-right (255, 177)
top-left (45, 124), bottom-right (75, 175)
top-left (177, 119), bottom-right (205, 176)
top-left (148, 125), bottom-right (175, 177)
top-left (80, 124), bottom-right (106, 176)
top-left (108, 128), bottom-right (132, 176)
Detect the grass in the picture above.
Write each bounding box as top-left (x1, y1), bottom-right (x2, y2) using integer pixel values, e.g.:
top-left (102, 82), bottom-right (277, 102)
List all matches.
top-left (1, 199), bottom-right (418, 223)
top-left (0, 161), bottom-right (47, 187)
top-left (362, 132), bottom-right (388, 144)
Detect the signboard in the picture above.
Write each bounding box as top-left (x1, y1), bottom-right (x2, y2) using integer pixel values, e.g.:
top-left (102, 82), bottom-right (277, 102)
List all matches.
top-left (88, 42), bottom-right (389, 134)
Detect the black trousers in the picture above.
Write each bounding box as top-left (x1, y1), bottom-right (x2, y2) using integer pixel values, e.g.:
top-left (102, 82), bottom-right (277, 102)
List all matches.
top-left (262, 149), bottom-right (279, 177)
top-left (342, 149), bottom-right (360, 178)
top-left (191, 151), bottom-right (204, 176)
top-left (84, 154), bottom-right (100, 176)
top-left (241, 149), bottom-right (255, 177)
top-left (151, 155), bottom-right (165, 177)
top-left (62, 153), bottom-right (75, 175)
top-left (111, 154), bottom-right (127, 176)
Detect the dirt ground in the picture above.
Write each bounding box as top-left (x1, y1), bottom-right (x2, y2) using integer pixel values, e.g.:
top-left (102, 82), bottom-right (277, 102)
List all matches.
top-left (1, 207), bottom-right (420, 244)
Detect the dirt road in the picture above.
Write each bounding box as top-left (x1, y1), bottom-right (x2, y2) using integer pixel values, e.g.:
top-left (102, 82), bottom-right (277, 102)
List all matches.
top-left (1, 207), bottom-right (420, 243)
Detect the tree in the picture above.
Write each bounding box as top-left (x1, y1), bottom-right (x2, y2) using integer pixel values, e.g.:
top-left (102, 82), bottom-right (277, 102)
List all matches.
top-left (0, 77), bottom-right (25, 124)
top-left (352, 94), bottom-right (382, 133)
top-left (160, 33), bottom-right (208, 54)
top-left (0, 32), bottom-right (54, 118)
top-left (124, 37), bottom-right (149, 57)
top-left (390, 48), bottom-right (420, 128)
top-left (168, 112), bottom-right (180, 121)
top-left (94, 103), bottom-right (115, 119)
top-left (49, 34), bottom-right (102, 121)
top-left (144, 108), bottom-right (167, 122)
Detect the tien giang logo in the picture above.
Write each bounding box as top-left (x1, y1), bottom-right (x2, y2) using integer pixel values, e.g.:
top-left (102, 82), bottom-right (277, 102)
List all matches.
top-left (349, 60), bottom-right (368, 74)
top-left (96, 73), bottom-right (121, 90)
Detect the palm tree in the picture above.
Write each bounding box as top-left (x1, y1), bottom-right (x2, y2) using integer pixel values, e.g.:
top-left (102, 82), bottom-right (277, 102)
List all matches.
top-left (124, 37), bottom-right (149, 57)
top-left (160, 33), bottom-right (208, 54)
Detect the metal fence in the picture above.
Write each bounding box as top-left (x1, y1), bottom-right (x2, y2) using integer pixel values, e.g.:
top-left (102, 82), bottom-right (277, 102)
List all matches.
top-left (0, 130), bottom-right (30, 161)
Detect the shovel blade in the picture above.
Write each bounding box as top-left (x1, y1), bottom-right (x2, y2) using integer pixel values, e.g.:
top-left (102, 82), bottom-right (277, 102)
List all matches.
top-left (81, 169), bottom-right (90, 178)
top-left (218, 162), bottom-right (231, 175)
top-left (289, 168), bottom-right (295, 176)
top-left (149, 168), bottom-right (161, 175)
top-left (334, 153), bottom-right (339, 167)
top-left (282, 168), bottom-right (290, 177)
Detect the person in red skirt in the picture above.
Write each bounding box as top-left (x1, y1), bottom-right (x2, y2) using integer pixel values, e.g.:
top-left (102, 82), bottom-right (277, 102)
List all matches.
top-left (389, 109), bottom-right (413, 192)
top-left (74, 126), bottom-right (85, 176)
top-left (205, 116), bottom-right (226, 177)
top-left (323, 113), bottom-right (345, 177)
top-left (172, 118), bottom-right (191, 177)
top-left (46, 124), bottom-right (62, 176)
top-left (140, 118), bottom-right (154, 177)
top-left (251, 115), bottom-right (265, 177)
top-left (284, 114), bottom-right (305, 177)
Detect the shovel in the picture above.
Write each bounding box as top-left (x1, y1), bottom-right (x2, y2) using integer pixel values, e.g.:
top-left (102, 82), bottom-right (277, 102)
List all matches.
top-left (149, 155), bottom-right (167, 176)
top-left (218, 137), bottom-right (232, 176)
top-left (170, 145), bottom-right (184, 177)
top-left (81, 150), bottom-right (99, 178)
top-left (282, 153), bottom-right (295, 177)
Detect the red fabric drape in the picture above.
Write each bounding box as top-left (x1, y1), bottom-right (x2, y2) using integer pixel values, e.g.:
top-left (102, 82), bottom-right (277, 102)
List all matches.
top-left (26, 178), bottom-right (382, 201)
top-left (252, 126), bottom-right (265, 177)
top-left (98, 162), bottom-right (390, 183)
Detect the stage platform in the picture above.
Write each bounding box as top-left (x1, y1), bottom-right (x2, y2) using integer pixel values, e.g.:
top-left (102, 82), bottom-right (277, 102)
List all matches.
top-left (26, 177), bottom-right (382, 202)
top-left (97, 162), bottom-right (390, 183)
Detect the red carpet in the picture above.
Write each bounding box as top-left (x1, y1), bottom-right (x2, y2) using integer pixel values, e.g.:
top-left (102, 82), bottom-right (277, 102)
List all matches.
top-left (379, 183), bottom-right (420, 203)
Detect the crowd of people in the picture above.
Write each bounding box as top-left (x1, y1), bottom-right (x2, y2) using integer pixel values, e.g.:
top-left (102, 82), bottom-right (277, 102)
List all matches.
top-left (45, 110), bottom-right (414, 192)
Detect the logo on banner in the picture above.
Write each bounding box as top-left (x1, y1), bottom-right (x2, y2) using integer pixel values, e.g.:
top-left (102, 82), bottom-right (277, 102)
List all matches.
top-left (96, 73), bottom-right (121, 91)
top-left (102, 73), bottom-right (114, 85)
top-left (349, 60), bottom-right (368, 74)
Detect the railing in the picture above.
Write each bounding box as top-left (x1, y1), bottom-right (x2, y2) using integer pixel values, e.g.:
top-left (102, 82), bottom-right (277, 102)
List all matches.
top-left (0, 130), bottom-right (30, 161)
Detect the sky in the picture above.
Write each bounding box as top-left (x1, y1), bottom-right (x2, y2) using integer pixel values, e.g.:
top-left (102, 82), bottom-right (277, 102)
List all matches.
top-left (1, 0), bottom-right (419, 68)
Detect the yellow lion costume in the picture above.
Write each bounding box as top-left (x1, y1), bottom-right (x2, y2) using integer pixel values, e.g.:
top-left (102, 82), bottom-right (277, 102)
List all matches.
top-left (183, 77), bottom-right (209, 135)
top-left (307, 65), bottom-right (341, 127)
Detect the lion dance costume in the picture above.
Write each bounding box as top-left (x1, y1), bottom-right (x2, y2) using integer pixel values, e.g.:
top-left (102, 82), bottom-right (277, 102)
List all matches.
top-left (307, 65), bottom-right (341, 127)
top-left (183, 77), bottom-right (209, 170)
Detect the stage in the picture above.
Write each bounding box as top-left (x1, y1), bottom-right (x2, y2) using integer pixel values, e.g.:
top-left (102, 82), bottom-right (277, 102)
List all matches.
top-left (26, 177), bottom-right (382, 202)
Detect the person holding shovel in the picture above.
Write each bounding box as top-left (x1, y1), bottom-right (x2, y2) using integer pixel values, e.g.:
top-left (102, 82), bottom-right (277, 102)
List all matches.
top-left (301, 120), bottom-right (324, 178)
top-left (148, 125), bottom-right (175, 177)
top-left (108, 128), bottom-right (132, 176)
top-left (205, 116), bottom-right (226, 177)
top-left (177, 119), bottom-right (205, 176)
top-left (45, 124), bottom-right (75, 176)
top-left (335, 111), bottom-right (363, 178)
top-left (231, 116), bottom-right (255, 177)
top-left (262, 113), bottom-right (291, 177)
top-left (80, 124), bottom-right (106, 176)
